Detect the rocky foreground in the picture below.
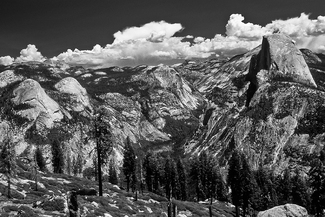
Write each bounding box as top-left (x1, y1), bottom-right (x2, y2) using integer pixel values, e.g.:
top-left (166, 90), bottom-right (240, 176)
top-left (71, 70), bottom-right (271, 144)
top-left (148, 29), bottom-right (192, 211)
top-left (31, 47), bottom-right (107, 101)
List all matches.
top-left (0, 159), bottom-right (236, 216)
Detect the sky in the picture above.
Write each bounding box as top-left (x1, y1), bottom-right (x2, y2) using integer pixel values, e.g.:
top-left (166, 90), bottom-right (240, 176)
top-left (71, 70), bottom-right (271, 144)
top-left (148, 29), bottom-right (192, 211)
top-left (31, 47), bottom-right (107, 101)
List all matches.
top-left (0, 0), bottom-right (325, 68)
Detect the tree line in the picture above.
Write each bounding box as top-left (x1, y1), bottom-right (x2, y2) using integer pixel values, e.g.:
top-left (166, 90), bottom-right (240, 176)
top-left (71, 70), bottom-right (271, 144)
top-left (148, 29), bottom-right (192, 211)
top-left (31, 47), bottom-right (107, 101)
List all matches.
top-left (227, 149), bottom-right (325, 217)
top-left (120, 146), bottom-right (325, 217)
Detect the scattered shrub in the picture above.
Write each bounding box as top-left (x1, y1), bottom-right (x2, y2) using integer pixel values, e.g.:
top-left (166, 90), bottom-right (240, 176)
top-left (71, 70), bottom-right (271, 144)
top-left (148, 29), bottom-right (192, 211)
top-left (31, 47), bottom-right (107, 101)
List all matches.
top-left (83, 167), bottom-right (95, 180)
top-left (41, 198), bottom-right (65, 212)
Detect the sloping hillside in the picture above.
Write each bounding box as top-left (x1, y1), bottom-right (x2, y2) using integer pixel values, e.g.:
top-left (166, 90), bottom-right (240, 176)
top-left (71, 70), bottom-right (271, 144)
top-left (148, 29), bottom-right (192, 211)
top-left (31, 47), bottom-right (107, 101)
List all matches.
top-left (0, 159), bottom-right (235, 217)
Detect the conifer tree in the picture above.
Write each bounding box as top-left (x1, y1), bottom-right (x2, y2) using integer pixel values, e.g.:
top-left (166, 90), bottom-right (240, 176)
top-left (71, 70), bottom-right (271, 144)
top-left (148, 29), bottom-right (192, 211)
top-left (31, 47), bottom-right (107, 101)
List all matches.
top-left (309, 154), bottom-right (325, 217)
top-left (189, 155), bottom-right (203, 201)
top-left (35, 147), bottom-right (46, 171)
top-left (51, 139), bottom-right (64, 174)
top-left (254, 167), bottom-right (276, 210)
top-left (206, 155), bottom-right (219, 201)
top-left (73, 154), bottom-right (83, 176)
top-left (170, 159), bottom-right (180, 199)
top-left (279, 168), bottom-right (292, 204)
top-left (131, 168), bottom-right (138, 193)
top-left (291, 168), bottom-right (310, 211)
top-left (94, 109), bottom-right (113, 196)
top-left (240, 154), bottom-right (255, 217)
top-left (164, 156), bottom-right (173, 200)
top-left (138, 158), bottom-right (145, 194)
top-left (227, 150), bottom-right (242, 217)
top-left (143, 152), bottom-right (153, 192)
top-left (0, 133), bottom-right (16, 198)
top-left (108, 160), bottom-right (118, 185)
top-left (152, 154), bottom-right (163, 195)
top-left (176, 158), bottom-right (187, 201)
top-left (123, 137), bottom-right (137, 192)
top-left (216, 173), bottom-right (228, 202)
top-left (199, 151), bottom-right (208, 200)
top-left (164, 157), bottom-right (180, 200)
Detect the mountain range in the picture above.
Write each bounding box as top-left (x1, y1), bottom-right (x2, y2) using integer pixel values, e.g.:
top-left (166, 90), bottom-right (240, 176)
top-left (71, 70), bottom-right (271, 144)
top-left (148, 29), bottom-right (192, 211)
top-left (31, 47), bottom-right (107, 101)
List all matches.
top-left (0, 33), bottom-right (325, 178)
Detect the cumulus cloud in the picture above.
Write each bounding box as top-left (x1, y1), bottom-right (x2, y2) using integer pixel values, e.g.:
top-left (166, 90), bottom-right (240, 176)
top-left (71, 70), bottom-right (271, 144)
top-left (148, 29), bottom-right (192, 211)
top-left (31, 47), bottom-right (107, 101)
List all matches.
top-left (193, 37), bottom-right (205, 43)
top-left (266, 13), bottom-right (325, 37)
top-left (15, 44), bottom-right (45, 63)
top-left (0, 56), bottom-right (14, 66)
top-left (226, 14), bottom-right (270, 39)
top-left (51, 13), bottom-right (325, 67)
top-left (113, 21), bottom-right (183, 43)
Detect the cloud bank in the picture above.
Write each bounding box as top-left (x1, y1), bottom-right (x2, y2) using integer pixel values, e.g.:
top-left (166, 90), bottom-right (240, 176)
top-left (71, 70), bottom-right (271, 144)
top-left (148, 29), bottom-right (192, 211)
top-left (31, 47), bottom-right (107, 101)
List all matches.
top-left (1, 13), bottom-right (325, 67)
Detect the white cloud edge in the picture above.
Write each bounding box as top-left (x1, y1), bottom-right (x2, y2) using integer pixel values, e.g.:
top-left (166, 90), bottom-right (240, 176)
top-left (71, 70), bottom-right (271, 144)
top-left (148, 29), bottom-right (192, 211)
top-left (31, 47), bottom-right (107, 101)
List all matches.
top-left (1, 13), bottom-right (325, 67)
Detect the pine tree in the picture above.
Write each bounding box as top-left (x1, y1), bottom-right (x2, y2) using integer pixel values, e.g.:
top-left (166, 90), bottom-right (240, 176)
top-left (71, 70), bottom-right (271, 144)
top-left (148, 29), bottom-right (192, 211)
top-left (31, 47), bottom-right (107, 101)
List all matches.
top-left (138, 158), bottom-right (145, 194)
top-left (76, 154), bottom-right (83, 174)
top-left (240, 154), bottom-right (255, 217)
top-left (189, 155), bottom-right (203, 201)
top-left (254, 167), bottom-right (275, 210)
top-left (35, 147), bottom-right (46, 171)
top-left (72, 154), bottom-right (83, 176)
top-left (94, 110), bottom-right (113, 196)
top-left (164, 157), bottom-right (172, 200)
top-left (309, 151), bottom-right (325, 217)
top-left (199, 151), bottom-right (208, 199)
top-left (131, 168), bottom-right (138, 193)
top-left (216, 173), bottom-right (228, 202)
top-left (176, 158), bottom-right (187, 201)
top-left (206, 155), bottom-right (219, 201)
top-left (152, 154), bottom-right (163, 195)
top-left (291, 168), bottom-right (310, 211)
top-left (123, 137), bottom-right (137, 192)
top-left (51, 139), bottom-right (64, 174)
top-left (279, 168), bottom-right (292, 204)
top-left (170, 159), bottom-right (180, 199)
top-left (227, 150), bottom-right (242, 217)
top-left (108, 160), bottom-right (118, 185)
top-left (0, 134), bottom-right (16, 198)
top-left (144, 152), bottom-right (153, 192)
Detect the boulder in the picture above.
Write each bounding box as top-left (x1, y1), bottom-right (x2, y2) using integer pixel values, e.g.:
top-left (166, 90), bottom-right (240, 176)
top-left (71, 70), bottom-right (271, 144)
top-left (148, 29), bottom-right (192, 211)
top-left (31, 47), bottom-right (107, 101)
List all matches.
top-left (12, 79), bottom-right (63, 127)
top-left (54, 77), bottom-right (92, 112)
top-left (76, 188), bottom-right (97, 196)
top-left (257, 204), bottom-right (308, 217)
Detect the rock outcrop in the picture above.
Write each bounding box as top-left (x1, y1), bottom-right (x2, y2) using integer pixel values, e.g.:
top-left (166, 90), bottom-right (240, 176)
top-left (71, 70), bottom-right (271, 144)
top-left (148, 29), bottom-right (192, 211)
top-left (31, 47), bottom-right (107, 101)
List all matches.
top-left (257, 204), bottom-right (308, 217)
top-left (54, 77), bottom-right (92, 112)
top-left (247, 34), bottom-right (317, 91)
top-left (12, 79), bottom-right (63, 128)
top-left (185, 33), bottom-right (325, 172)
top-left (0, 70), bottom-right (23, 88)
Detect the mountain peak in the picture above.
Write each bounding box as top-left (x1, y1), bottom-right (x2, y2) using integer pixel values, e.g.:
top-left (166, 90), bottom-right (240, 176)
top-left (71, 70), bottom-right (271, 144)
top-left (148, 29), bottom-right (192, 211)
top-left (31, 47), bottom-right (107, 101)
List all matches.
top-left (247, 33), bottom-right (317, 89)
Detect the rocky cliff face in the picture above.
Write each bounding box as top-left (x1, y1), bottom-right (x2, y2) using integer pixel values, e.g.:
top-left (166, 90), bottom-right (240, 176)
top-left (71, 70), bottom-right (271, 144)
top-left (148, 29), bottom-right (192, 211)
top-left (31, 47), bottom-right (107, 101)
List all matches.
top-left (0, 61), bottom-right (204, 173)
top-left (0, 33), bottom-right (324, 174)
top-left (185, 34), bottom-right (325, 173)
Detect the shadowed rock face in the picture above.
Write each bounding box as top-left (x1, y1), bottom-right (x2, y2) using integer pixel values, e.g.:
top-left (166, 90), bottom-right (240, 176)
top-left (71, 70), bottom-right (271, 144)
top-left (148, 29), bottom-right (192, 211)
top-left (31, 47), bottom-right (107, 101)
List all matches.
top-left (0, 62), bottom-right (203, 173)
